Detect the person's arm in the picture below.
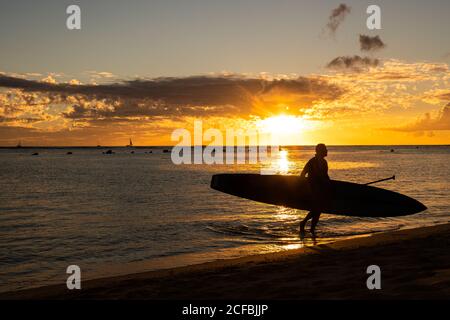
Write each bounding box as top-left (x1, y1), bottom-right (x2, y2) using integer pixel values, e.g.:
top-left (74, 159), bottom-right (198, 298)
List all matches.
top-left (300, 160), bottom-right (311, 178)
top-left (324, 160), bottom-right (330, 180)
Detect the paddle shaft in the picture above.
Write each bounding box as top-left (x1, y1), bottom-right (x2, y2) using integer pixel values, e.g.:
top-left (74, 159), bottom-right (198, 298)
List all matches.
top-left (365, 175), bottom-right (396, 185)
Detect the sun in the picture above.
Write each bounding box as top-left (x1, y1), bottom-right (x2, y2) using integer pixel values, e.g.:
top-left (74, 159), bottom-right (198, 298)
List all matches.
top-left (256, 115), bottom-right (311, 134)
top-left (254, 115), bottom-right (313, 145)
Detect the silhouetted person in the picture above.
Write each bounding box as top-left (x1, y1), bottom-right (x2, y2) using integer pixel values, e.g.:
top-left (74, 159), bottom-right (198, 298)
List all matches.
top-left (299, 143), bottom-right (330, 235)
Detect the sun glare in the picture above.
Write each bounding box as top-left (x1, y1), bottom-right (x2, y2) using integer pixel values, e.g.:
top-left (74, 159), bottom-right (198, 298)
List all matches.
top-left (277, 150), bottom-right (290, 174)
top-left (256, 115), bottom-right (313, 145)
top-left (257, 115), bottom-right (307, 135)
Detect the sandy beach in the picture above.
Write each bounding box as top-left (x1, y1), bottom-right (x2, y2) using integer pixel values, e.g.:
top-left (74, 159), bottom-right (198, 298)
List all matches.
top-left (2, 222), bottom-right (450, 300)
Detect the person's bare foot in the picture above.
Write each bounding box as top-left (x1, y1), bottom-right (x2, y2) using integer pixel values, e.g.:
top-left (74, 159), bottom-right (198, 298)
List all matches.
top-left (310, 228), bottom-right (316, 237)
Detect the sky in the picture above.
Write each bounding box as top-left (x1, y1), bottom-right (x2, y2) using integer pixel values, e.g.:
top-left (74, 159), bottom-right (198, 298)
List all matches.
top-left (0, 0), bottom-right (449, 146)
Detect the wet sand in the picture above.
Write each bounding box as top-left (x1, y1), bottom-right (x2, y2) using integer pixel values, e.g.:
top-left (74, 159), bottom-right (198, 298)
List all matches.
top-left (2, 223), bottom-right (450, 300)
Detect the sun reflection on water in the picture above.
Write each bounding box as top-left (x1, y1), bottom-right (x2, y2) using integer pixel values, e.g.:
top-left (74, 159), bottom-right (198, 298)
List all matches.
top-left (277, 150), bottom-right (291, 174)
top-left (282, 243), bottom-right (303, 250)
top-left (330, 161), bottom-right (378, 170)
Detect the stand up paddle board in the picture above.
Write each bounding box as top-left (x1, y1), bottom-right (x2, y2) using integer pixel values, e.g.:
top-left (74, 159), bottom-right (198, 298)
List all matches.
top-left (210, 174), bottom-right (427, 217)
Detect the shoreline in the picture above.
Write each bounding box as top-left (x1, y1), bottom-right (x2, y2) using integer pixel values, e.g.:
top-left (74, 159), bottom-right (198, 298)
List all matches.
top-left (2, 222), bottom-right (450, 300)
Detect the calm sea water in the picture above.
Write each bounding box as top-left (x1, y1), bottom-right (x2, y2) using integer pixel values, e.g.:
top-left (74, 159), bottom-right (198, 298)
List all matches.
top-left (0, 145), bottom-right (449, 292)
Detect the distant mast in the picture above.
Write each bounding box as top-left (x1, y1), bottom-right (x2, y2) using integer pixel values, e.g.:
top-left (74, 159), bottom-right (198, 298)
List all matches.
top-left (127, 138), bottom-right (133, 147)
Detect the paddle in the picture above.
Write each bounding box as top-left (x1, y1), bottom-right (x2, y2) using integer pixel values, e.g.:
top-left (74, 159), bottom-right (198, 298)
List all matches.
top-left (364, 175), bottom-right (396, 185)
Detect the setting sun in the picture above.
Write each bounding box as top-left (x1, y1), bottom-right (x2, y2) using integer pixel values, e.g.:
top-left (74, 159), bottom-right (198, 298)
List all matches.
top-left (256, 115), bottom-right (315, 145)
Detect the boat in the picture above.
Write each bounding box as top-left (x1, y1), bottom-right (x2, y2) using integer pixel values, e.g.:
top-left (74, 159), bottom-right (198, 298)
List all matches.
top-left (126, 138), bottom-right (133, 147)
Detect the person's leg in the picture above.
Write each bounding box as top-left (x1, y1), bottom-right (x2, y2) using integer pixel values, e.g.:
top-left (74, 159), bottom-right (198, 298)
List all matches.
top-left (300, 211), bottom-right (313, 232)
top-left (310, 212), bottom-right (321, 234)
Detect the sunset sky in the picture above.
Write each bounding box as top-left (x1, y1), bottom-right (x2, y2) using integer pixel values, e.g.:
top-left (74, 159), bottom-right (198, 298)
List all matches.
top-left (1, 0), bottom-right (449, 146)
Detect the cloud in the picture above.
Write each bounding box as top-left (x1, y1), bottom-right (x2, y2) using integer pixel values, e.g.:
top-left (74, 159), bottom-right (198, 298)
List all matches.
top-left (359, 34), bottom-right (386, 52)
top-left (438, 92), bottom-right (450, 100)
top-left (85, 71), bottom-right (116, 80)
top-left (89, 71), bottom-right (115, 78)
top-left (0, 116), bottom-right (43, 124)
top-left (326, 55), bottom-right (380, 72)
top-left (0, 74), bottom-right (345, 120)
top-left (421, 88), bottom-right (450, 105)
top-left (388, 105), bottom-right (450, 132)
top-left (325, 4), bottom-right (351, 36)
top-left (41, 75), bottom-right (57, 84)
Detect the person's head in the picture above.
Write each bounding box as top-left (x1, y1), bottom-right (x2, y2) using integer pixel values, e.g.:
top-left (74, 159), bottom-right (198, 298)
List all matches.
top-left (315, 143), bottom-right (328, 158)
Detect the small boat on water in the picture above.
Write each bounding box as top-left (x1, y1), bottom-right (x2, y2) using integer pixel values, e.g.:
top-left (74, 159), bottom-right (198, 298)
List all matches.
top-left (126, 138), bottom-right (133, 147)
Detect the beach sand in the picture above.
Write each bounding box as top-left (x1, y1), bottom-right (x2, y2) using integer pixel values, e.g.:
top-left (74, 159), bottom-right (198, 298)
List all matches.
top-left (2, 223), bottom-right (450, 300)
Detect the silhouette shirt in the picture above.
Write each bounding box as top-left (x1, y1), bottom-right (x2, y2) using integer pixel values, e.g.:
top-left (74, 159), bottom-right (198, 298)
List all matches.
top-left (301, 156), bottom-right (330, 184)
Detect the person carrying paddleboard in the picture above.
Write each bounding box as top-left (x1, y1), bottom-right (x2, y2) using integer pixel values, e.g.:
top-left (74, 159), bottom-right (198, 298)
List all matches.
top-left (299, 143), bottom-right (331, 235)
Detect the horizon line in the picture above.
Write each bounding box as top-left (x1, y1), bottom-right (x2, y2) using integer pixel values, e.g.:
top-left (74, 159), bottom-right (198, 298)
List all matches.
top-left (1, 144), bottom-right (449, 148)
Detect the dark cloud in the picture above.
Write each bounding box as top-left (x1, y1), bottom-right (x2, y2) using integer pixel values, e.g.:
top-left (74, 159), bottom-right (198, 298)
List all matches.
top-left (0, 74), bottom-right (345, 120)
top-left (326, 4), bottom-right (351, 36)
top-left (388, 105), bottom-right (450, 132)
top-left (326, 55), bottom-right (380, 72)
top-left (0, 116), bottom-right (42, 123)
top-left (359, 34), bottom-right (386, 52)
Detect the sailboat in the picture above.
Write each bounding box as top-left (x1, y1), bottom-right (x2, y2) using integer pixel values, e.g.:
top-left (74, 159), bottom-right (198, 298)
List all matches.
top-left (126, 138), bottom-right (133, 147)
top-left (16, 140), bottom-right (22, 148)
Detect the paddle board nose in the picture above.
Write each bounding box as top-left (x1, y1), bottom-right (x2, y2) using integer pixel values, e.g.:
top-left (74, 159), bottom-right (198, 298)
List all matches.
top-left (412, 199), bottom-right (427, 214)
top-left (394, 193), bottom-right (427, 215)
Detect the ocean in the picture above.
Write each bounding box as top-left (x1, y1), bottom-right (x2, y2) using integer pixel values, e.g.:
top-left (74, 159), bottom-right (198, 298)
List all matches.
top-left (0, 145), bottom-right (449, 292)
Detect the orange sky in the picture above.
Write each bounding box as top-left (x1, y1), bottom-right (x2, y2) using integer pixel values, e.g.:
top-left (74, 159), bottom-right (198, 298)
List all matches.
top-left (1, 60), bottom-right (449, 146)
